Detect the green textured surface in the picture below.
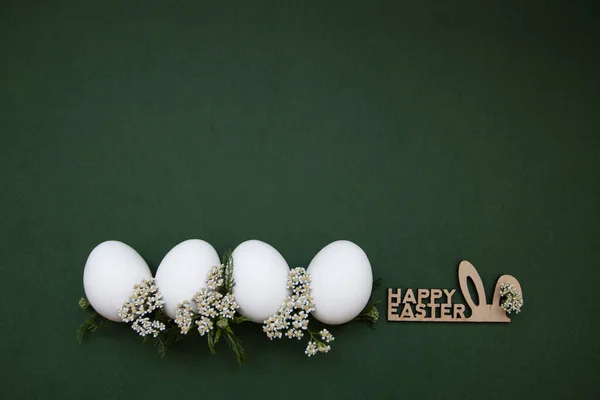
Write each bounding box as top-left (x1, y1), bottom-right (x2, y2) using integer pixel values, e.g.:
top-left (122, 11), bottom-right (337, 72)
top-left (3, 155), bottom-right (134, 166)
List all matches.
top-left (1, 1), bottom-right (599, 398)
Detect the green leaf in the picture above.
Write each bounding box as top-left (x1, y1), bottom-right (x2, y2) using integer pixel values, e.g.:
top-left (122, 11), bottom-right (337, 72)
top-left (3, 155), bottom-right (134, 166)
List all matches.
top-left (224, 330), bottom-right (246, 366)
top-left (207, 330), bottom-right (216, 354)
top-left (221, 250), bottom-right (235, 294)
top-left (76, 310), bottom-right (107, 344)
top-left (372, 277), bottom-right (382, 290)
top-left (147, 316), bottom-right (185, 357)
top-left (214, 328), bottom-right (222, 345)
top-left (232, 315), bottom-right (252, 324)
top-left (153, 335), bottom-right (167, 357)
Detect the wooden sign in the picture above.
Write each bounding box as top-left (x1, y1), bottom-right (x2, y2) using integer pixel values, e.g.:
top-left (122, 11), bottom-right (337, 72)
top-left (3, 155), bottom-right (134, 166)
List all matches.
top-left (387, 261), bottom-right (522, 323)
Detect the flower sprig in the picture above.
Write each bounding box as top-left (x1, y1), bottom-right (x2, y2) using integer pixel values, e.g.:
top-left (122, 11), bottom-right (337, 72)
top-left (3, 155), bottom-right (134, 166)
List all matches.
top-left (118, 278), bottom-right (166, 337)
top-left (175, 289), bottom-right (238, 336)
top-left (305, 329), bottom-right (335, 357)
top-left (263, 267), bottom-right (315, 341)
top-left (499, 283), bottom-right (523, 314)
top-left (263, 269), bottom-right (381, 358)
top-left (263, 267), bottom-right (339, 357)
top-left (174, 251), bottom-right (249, 365)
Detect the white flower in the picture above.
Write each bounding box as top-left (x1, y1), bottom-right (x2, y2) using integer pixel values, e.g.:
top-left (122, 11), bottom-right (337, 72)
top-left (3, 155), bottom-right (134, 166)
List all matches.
top-left (318, 343), bottom-right (331, 354)
top-left (305, 341), bottom-right (318, 357)
top-left (320, 329), bottom-right (334, 343)
top-left (206, 265), bottom-right (225, 290)
top-left (196, 316), bottom-right (214, 336)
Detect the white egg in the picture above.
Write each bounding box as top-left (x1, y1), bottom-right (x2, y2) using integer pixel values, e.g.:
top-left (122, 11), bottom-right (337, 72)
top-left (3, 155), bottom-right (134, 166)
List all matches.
top-left (155, 239), bottom-right (220, 319)
top-left (83, 240), bottom-right (152, 322)
top-left (307, 240), bottom-right (373, 325)
top-left (232, 240), bottom-right (291, 323)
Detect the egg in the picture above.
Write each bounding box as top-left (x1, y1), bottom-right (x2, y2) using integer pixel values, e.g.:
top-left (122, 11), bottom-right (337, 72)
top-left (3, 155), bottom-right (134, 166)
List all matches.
top-left (83, 240), bottom-right (152, 322)
top-left (307, 240), bottom-right (373, 325)
top-left (155, 239), bottom-right (221, 319)
top-left (232, 240), bottom-right (291, 323)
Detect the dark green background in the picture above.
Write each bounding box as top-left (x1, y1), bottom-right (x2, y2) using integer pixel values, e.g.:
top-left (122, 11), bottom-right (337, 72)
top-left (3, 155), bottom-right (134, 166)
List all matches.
top-left (1, 1), bottom-right (599, 398)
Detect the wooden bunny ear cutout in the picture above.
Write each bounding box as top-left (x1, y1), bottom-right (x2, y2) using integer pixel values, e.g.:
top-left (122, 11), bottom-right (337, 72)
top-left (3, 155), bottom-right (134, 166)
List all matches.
top-left (490, 274), bottom-right (522, 322)
top-left (458, 260), bottom-right (487, 313)
top-left (458, 261), bottom-right (522, 323)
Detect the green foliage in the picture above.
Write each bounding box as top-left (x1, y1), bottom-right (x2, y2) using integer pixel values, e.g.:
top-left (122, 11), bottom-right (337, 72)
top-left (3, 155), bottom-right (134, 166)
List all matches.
top-left (216, 318), bottom-right (229, 329)
top-left (214, 328), bottom-right (222, 345)
top-left (153, 326), bottom-right (184, 357)
top-left (79, 297), bottom-right (90, 310)
top-left (207, 249), bottom-right (247, 365)
top-left (153, 335), bottom-right (168, 357)
top-left (207, 330), bottom-right (216, 354)
top-left (354, 300), bottom-right (381, 327)
top-left (233, 315), bottom-right (252, 324)
top-left (206, 323), bottom-right (245, 364)
top-left (76, 298), bottom-right (108, 344)
top-left (148, 309), bottom-right (183, 357)
top-left (221, 249), bottom-right (235, 295)
top-left (205, 322), bottom-right (245, 365)
top-left (372, 277), bottom-right (382, 290)
top-left (224, 327), bottom-right (246, 366)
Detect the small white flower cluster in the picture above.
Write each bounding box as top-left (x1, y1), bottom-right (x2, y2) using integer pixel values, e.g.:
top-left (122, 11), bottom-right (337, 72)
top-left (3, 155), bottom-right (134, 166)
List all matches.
top-left (117, 278), bottom-right (166, 337)
top-left (132, 317), bottom-right (166, 338)
top-left (305, 329), bottom-right (335, 357)
top-left (320, 328), bottom-right (334, 343)
top-left (174, 300), bottom-right (193, 334)
top-left (118, 278), bottom-right (165, 322)
top-left (499, 283), bottom-right (524, 314)
top-left (193, 290), bottom-right (238, 336)
top-left (174, 264), bottom-right (239, 336)
top-left (263, 267), bottom-right (315, 340)
top-left (206, 265), bottom-right (224, 290)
